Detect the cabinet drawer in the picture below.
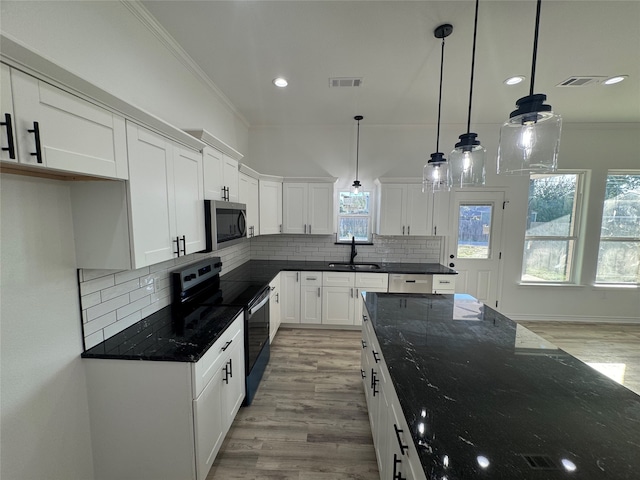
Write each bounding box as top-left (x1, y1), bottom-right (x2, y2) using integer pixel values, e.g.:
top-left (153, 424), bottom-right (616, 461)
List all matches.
top-left (355, 273), bottom-right (388, 290)
top-left (301, 272), bottom-right (322, 286)
top-left (192, 312), bottom-right (243, 398)
top-left (323, 272), bottom-right (355, 287)
top-left (432, 275), bottom-right (456, 293)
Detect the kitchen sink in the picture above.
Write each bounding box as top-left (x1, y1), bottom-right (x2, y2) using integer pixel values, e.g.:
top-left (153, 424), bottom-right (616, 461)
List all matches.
top-left (328, 263), bottom-right (381, 270)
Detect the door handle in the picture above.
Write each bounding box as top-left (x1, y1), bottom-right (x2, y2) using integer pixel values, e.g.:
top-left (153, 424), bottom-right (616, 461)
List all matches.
top-left (27, 121), bottom-right (43, 163)
top-left (449, 263), bottom-right (455, 267)
top-left (180, 235), bottom-right (186, 255)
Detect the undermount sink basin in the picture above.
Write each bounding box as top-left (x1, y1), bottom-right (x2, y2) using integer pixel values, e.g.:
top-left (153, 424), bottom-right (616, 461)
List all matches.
top-left (328, 263), bottom-right (381, 270)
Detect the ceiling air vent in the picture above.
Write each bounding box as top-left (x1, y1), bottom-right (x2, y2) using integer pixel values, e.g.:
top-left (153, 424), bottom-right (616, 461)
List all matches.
top-left (556, 76), bottom-right (605, 87)
top-left (329, 77), bottom-right (363, 88)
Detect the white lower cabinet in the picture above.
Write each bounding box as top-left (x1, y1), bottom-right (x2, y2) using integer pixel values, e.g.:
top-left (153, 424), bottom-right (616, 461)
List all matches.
top-left (361, 308), bottom-right (426, 480)
top-left (281, 271), bottom-right (301, 323)
top-left (84, 313), bottom-right (245, 480)
top-left (301, 272), bottom-right (323, 324)
top-left (269, 273), bottom-right (282, 342)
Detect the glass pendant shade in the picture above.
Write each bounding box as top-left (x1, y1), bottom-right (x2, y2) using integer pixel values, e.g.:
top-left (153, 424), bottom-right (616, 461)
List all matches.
top-left (423, 153), bottom-right (451, 192)
top-left (497, 95), bottom-right (562, 175)
top-left (450, 133), bottom-right (486, 187)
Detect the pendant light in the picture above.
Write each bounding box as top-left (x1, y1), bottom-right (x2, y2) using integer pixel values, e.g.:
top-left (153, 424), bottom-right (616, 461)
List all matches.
top-left (352, 115), bottom-right (363, 194)
top-left (497, 0), bottom-right (562, 175)
top-left (450, 0), bottom-right (486, 187)
top-left (423, 24), bottom-right (453, 193)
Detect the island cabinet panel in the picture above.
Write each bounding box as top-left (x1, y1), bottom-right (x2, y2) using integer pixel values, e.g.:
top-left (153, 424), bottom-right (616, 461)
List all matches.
top-left (3, 66), bottom-right (128, 178)
top-left (84, 313), bottom-right (245, 480)
top-left (361, 301), bottom-right (426, 480)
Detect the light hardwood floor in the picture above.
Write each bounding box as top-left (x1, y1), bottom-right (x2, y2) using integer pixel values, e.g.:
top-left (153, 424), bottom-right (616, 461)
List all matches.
top-left (208, 322), bottom-right (640, 479)
top-left (520, 321), bottom-right (640, 395)
top-left (207, 328), bottom-right (379, 480)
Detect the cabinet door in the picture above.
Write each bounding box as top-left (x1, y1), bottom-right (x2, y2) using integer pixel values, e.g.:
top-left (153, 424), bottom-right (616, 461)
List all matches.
top-left (431, 189), bottom-right (451, 237)
top-left (239, 174), bottom-right (259, 237)
top-left (378, 184), bottom-right (406, 235)
top-left (301, 285), bottom-right (322, 324)
top-left (282, 183), bottom-right (308, 234)
top-left (173, 145), bottom-right (206, 254)
top-left (10, 69), bottom-right (128, 178)
top-left (259, 180), bottom-right (283, 235)
top-left (193, 368), bottom-right (225, 480)
top-left (127, 122), bottom-right (176, 268)
top-left (222, 327), bottom-right (246, 431)
top-left (406, 184), bottom-right (431, 236)
top-left (0, 64), bottom-right (17, 163)
top-left (322, 286), bottom-right (355, 325)
top-left (308, 183), bottom-right (334, 234)
top-left (269, 274), bottom-right (281, 342)
top-left (222, 155), bottom-right (239, 202)
top-left (281, 271), bottom-right (301, 323)
top-left (203, 147), bottom-right (224, 200)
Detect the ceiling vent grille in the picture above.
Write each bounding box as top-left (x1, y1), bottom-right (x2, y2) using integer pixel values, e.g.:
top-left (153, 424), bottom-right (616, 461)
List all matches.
top-left (329, 77), bottom-right (363, 88)
top-left (556, 76), bottom-right (605, 87)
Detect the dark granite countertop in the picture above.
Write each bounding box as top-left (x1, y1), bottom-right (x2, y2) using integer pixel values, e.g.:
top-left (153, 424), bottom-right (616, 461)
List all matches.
top-left (363, 292), bottom-right (640, 479)
top-left (81, 303), bottom-right (244, 362)
top-left (220, 259), bottom-right (456, 282)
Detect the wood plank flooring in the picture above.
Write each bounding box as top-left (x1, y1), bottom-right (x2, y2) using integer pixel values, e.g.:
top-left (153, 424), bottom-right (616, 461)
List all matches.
top-left (208, 322), bottom-right (640, 479)
top-left (206, 328), bottom-right (379, 480)
top-left (520, 321), bottom-right (640, 395)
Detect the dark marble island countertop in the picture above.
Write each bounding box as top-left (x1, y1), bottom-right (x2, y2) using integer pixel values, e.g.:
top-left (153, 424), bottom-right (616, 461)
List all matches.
top-left (363, 292), bottom-right (640, 480)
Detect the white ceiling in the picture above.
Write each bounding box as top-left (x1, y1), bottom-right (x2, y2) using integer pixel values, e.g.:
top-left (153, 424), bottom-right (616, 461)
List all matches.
top-left (141, 0), bottom-right (640, 127)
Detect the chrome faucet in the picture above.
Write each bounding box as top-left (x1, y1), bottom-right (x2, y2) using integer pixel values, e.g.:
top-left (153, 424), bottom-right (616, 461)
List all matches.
top-left (350, 236), bottom-right (358, 265)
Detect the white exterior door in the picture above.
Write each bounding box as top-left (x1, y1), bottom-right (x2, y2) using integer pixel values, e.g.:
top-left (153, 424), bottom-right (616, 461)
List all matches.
top-left (450, 190), bottom-right (505, 308)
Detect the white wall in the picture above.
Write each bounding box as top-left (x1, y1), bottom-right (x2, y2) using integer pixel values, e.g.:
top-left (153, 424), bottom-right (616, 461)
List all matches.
top-left (0, 0), bottom-right (248, 155)
top-left (249, 122), bottom-right (640, 322)
top-left (1, 174), bottom-right (94, 480)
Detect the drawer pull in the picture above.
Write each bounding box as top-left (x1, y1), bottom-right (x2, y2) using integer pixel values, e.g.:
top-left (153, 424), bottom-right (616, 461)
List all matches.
top-left (372, 350), bottom-right (380, 363)
top-left (360, 369), bottom-right (366, 379)
top-left (361, 340), bottom-right (367, 349)
top-left (393, 454), bottom-right (406, 480)
top-left (221, 340), bottom-right (232, 351)
top-left (27, 121), bottom-right (43, 163)
top-left (363, 314), bottom-right (368, 322)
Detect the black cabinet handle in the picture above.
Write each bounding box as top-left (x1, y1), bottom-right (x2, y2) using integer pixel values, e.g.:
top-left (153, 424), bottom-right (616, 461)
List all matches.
top-left (221, 340), bottom-right (232, 351)
top-left (1, 113), bottom-right (16, 159)
top-left (173, 236), bottom-right (181, 256)
top-left (361, 340), bottom-right (367, 349)
top-left (393, 424), bottom-right (409, 455)
top-left (27, 121), bottom-right (42, 163)
top-left (393, 454), bottom-right (406, 480)
top-left (362, 314), bottom-right (368, 322)
top-left (180, 235), bottom-right (186, 255)
top-left (371, 369), bottom-right (378, 397)
top-left (360, 369), bottom-right (366, 379)
top-left (372, 350), bottom-right (380, 363)
top-left (228, 358), bottom-right (233, 378)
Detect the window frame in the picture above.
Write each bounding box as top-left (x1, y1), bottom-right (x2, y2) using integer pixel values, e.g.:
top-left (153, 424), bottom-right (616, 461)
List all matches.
top-left (595, 170), bottom-right (640, 285)
top-left (520, 171), bottom-right (585, 284)
top-left (336, 190), bottom-right (373, 244)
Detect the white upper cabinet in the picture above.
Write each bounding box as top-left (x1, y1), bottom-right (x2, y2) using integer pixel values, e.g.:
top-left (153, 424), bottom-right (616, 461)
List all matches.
top-left (282, 181), bottom-right (334, 235)
top-left (259, 178), bottom-right (283, 235)
top-left (202, 147), bottom-right (239, 202)
top-left (238, 171), bottom-right (259, 238)
top-left (71, 122), bottom-right (205, 270)
top-left (376, 182), bottom-right (433, 236)
top-left (2, 66), bottom-right (127, 179)
top-left (0, 64), bottom-right (17, 163)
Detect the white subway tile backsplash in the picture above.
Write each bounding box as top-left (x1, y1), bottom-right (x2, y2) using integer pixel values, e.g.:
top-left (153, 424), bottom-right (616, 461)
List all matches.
top-left (101, 278), bottom-right (140, 302)
top-left (104, 311), bottom-right (141, 339)
top-left (81, 291), bottom-right (101, 310)
top-left (116, 296), bottom-right (151, 320)
top-left (84, 330), bottom-right (105, 350)
top-left (80, 275), bottom-right (115, 296)
top-left (86, 294), bottom-right (130, 321)
top-left (130, 284), bottom-right (154, 302)
top-left (115, 267), bottom-right (149, 284)
top-left (84, 311), bottom-right (117, 336)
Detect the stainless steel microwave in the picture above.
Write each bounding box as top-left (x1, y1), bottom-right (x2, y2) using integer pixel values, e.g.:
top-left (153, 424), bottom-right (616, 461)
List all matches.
top-left (204, 200), bottom-right (247, 252)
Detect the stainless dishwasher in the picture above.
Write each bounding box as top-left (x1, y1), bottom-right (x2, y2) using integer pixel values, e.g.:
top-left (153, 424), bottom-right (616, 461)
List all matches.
top-left (388, 274), bottom-right (433, 293)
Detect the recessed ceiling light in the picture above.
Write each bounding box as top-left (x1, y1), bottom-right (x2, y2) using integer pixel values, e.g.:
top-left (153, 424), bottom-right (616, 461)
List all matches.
top-left (603, 75), bottom-right (627, 85)
top-left (273, 77), bottom-right (288, 88)
top-left (504, 75), bottom-right (525, 86)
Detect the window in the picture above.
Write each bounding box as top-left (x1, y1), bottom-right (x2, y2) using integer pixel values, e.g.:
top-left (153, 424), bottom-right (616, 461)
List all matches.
top-left (596, 173), bottom-right (640, 284)
top-left (337, 191), bottom-right (371, 242)
top-left (522, 173), bottom-right (583, 282)
top-left (457, 204), bottom-right (493, 259)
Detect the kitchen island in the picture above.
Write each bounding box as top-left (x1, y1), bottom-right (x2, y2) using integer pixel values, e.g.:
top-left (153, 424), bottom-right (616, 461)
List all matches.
top-left (362, 292), bottom-right (640, 479)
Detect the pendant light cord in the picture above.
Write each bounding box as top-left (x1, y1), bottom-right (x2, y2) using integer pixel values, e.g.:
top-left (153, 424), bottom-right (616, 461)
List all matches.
top-left (466, 0), bottom-right (480, 134)
top-left (529, 0), bottom-right (542, 96)
top-left (355, 118), bottom-right (360, 178)
top-left (436, 35), bottom-right (445, 152)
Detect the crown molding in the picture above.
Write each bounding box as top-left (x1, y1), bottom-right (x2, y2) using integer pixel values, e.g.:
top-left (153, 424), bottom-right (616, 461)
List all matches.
top-left (121, 0), bottom-right (250, 129)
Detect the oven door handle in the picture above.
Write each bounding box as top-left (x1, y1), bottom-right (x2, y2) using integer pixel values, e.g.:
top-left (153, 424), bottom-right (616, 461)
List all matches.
top-left (248, 290), bottom-right (270, 316)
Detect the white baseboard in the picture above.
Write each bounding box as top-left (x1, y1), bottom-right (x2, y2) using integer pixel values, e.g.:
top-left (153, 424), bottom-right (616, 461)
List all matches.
top-left (506, 313), bottom-right (640, 324)
top-left (279, 323), bottom-right (361, 331)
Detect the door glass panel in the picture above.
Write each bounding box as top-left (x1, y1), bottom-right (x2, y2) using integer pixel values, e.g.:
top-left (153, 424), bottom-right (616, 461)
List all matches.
top-left (457, 204), bottom-right (492, 259)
